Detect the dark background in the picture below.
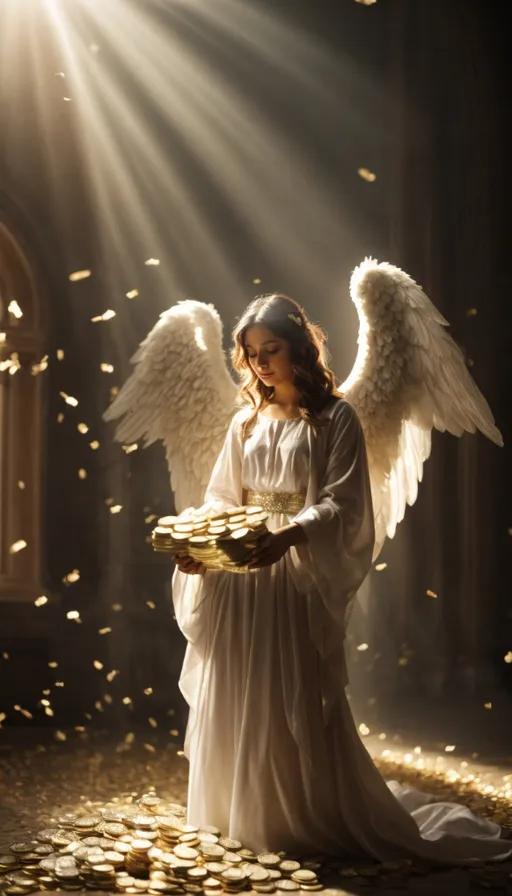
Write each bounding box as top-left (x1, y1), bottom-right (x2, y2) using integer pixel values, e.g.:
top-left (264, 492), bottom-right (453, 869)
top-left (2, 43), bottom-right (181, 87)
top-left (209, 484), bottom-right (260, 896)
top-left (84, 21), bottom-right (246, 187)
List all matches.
top-left (0, 0), bottom-right (510, 753)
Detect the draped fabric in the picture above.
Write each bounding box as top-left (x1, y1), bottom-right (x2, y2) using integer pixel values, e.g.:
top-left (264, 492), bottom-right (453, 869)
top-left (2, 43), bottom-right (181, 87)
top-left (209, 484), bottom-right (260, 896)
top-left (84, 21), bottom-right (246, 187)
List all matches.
top-left (171, 399), bottom-right (512, 864)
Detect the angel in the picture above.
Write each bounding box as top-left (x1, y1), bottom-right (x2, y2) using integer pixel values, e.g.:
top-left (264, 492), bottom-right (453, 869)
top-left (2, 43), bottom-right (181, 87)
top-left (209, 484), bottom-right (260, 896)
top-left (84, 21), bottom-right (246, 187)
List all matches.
top-left (105, 259), bottom-right (511, 865)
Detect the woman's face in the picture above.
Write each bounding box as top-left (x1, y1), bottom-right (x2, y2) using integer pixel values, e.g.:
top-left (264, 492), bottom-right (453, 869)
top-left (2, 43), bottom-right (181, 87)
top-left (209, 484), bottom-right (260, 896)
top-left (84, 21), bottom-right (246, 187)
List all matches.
top-left (244, 325), bottom-right (294, 387)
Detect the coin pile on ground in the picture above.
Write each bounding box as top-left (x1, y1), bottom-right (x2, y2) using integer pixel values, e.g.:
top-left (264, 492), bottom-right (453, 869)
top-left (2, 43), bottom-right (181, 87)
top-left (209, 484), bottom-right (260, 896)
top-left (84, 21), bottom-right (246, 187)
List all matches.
top-left (152, 506), bottom-right (269, 573)
top-left (0, 793), bottom-right (329, 895)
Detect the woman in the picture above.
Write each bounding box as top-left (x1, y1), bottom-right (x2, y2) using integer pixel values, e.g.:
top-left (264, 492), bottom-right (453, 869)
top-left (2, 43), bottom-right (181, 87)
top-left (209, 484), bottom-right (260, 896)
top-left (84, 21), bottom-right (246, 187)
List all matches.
top-left (171, 293), bottom-right (511, 865)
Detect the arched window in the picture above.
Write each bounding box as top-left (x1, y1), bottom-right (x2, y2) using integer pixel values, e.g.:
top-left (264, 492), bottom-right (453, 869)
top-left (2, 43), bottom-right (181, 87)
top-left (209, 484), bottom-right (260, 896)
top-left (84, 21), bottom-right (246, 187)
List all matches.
top-left (0, 220), bottom-right (47, 601)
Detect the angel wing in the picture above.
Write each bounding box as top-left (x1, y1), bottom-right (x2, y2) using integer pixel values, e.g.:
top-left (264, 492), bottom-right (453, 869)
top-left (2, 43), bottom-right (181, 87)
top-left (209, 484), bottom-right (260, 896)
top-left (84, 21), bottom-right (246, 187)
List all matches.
top-left (103, 300), bottom-right (238, 513)
top-left (342, 258), bottom-right (503, 559)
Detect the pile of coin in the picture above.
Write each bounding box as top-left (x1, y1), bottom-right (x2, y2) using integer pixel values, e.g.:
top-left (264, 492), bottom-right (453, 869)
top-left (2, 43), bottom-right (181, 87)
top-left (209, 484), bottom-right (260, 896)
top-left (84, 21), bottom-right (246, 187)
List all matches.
top-left (152, 506), bottom-right (269, 573)
top-left (0, 794), bottom-right (326, 894)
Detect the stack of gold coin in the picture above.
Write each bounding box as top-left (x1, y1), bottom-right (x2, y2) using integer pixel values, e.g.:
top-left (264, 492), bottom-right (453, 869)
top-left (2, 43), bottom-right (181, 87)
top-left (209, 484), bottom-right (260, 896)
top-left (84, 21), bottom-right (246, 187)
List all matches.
top-left (126, 841), bottom-right (153, 876)
top-left (290, 869), bottom-right (322, 891)
top-left (151, 506), bottom-right (268, 573)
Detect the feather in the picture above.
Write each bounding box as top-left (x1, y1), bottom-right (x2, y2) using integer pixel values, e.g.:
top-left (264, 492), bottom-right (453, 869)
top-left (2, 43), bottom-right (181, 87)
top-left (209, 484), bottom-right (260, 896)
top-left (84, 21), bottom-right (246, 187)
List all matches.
top-left (342, 258), bottom-right (503, 558)
top-left (103, 300), bottom-right (238, 512)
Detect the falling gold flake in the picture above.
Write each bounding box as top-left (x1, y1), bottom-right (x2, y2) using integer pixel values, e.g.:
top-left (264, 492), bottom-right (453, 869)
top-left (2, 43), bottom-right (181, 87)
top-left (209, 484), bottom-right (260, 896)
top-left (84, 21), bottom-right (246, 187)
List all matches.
top-left (90, 440), bottom-right (100, 450)
top-left (177, 750), bottom-right (185, 758)
top-left (18, 480), bottom-right (25, 489)
top-left (48, 661), bottom-right (58, 668)
top-left (253, 278), bottom-right (261, 285)
top-left (63, 97), bottom-right (73, 102)
top-left (126, 289), bottom-right (139, 299)
top-left (55, 730), bottom-right (67, 741)
top-left (122, 443), bottom-right (138, 454)
top-left (125, 732), bottom-right (135, 744)
top-left (57, 349), bottom-right (65, 360)
top-left (54, 681), bottom-right (65, 687)
top-left (84, 712), bottom-right (92, 720)
top-left (64, 569), bottom-right (80, 583)
top-left (467, 308), bottom-right (478, 317)
top-left (99, 627), bottom-right (112, 635)
top-left (32, 356), bottom-right (49, 375)
top-left (95, 701), bottom-right (104, 712)
top-left (104, 694), bottom-right (113, 704)
top-left (145, 514), bottom-right (157, 524)
top-left (110, 386), bottom-right (119, 398)
top-left (355, 0), bottom-right (377, 4)
top-left (69, 270), bottom-right (92, 282)
top-left (146, 601), bottom-right (156, 610)
top-left (35, 595), bottom-right (48, 607)
top-left (45, 707), bottom-right (54, 717)
top-left (110, 504), bottom-right (123, 514)
top-left (144, 688), bottom-right (153, 695)
top-left (122, 697), bottom-right (132, 705)
top-left (8, 299), bottom-right (23, 319)
top-left (398, 657), bottom-right (409, 666)
top-left (148, 717), bottom-right (158, 728)
top-left (9, 540), bottom-right (27, 554)
top-left (145, 258), bottom-right (160, 266)
top-left (106, 669), bottom-right (120, 682)
top-left (375, 562), bottom-right (387, 571)
top-left (75, 726), bottom-right (86, 732)
top-left (169, 729), bottom-right (179, 737)
top-left (358, 723), bottom-right (370, 736)
top-left (484, 702), bottom-right (492, 709)
top-left (66, 610), bottom-right (81, 621)
top-left (144, 743), bottom-right (156, 753)
top-left (504, 651), bottom-right (512, 664)
top-left (426, 589), bottom-right (438, 598)
top-left (100, 363), bottom-right (114, 373)
top-left (60, 391), bottom-right (79, 407)
top-left (93, 660), bottom-right (104, 670)
top-left (57, 413), bottom-right (64, 423)
top-left (0, 712), bottom-right (6, 726)
top-left (378, 732), bottom-right (387, 740)
top-left (91, 310), bottom-right (116, 322)
top-left (358, 167), bottom-right (377, 182)
top-left (1, 653), bottom-right (8, 660)
top-left (78, 469), bottom-right (87, 480)
top-left (414, 746), bottom-right (422, 754)
top-left (41, 699), bottom-right (50, 706)
top-left (445, 744), bottom-right (456, 752)
top-left (356, 643), bottom-right (369, 651)
top-left (77, 423), bottom-right (89, 434)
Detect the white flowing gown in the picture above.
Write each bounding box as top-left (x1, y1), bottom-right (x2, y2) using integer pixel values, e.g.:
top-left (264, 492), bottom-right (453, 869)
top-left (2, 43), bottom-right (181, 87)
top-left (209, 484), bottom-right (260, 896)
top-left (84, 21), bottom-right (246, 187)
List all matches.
top-left (172, 398), bottom-right (512, 865)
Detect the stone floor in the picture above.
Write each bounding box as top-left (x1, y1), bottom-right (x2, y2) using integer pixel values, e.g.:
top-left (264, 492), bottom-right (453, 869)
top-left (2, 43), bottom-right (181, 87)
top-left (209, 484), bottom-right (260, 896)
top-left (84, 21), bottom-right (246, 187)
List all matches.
top-left (1, 726), bottom-right (512, 896)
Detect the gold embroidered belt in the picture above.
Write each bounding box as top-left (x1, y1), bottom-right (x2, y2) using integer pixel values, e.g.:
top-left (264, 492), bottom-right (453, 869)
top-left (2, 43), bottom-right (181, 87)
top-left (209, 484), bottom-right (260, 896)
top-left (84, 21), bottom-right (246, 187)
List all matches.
top-left (242, 487), bottom-right (306, 515)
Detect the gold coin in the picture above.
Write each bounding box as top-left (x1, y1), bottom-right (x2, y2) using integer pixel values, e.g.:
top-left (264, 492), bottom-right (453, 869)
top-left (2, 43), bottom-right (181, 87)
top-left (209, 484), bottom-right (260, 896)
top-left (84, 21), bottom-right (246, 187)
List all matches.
top-left (200, 845), bottom-right (225, 860)
top-left (74, 816), bottom-right (102, 828)
top-left (279, 862), bottom-right (301, 874)
top-left (258, 855), bottom-right (282, 868)
top-left (299, 885), bottom-right (323, 891)
top-left (186, 867), bottom-right (208, 880)
top-left (249, 867), bottom-right (271, 883)
top-left (290, 871), bottom-right (318, 883)
top-left (275, 882), bottom-right (300, 892)
top-left (224, 852), bottom-right (242, 865)
top-left (173, 846), bottom-right (199, 861)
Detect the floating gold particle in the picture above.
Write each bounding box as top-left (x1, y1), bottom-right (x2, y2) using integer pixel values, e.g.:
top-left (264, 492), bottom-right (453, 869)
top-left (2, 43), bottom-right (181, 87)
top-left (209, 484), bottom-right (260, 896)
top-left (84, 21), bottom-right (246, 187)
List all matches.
top-left (445, 744), bottom-right (456, 752)
top-left (504, 652), bottom-right (512, 663)
top-left (99, 627), bottom-right (112, 635)
top-left (67, 610), bottom-right (81, 621)
top-left (9, 540), bottom-right (27, 554)
top-left (18, 480), bottom-right (25, 489)
top-left (126, 289), bottom-right (139, 299)
top-left (426, 589), bottom-right (438, 598)
top-left (356, 643), bottom-right (369, 651)
top-left (144, 688), bottom-right (153, 695)
top-left (93, 660), bottom-right (104, 670)
top-left (32, 356), bottom-right (49, 375)
top-left (111, 603), bottom-right (123, 612)
top-left (104, 694), bottom-right (113, 704)
top-left (110, 504), bottom-right (123, 514)
top-left (145, 514), bottom-right (157, 524)
top-left (60, 391), bottom-right (79, 407)
top-left (144, 743), bottom-right (156, 753)
top-left (177, 750), bottom-right (185, 758)
top-left (69, 270), bottom-right (92, 282)
top-left (358, 167), bottom-right (377, 182)
top-left (378, 732), bottom-right (387, 740)
top-left (253, 278), bottom-right (261, 284)
top-left (45, 707), bottom-right (54, 717)
top-left (90, 440), bottom-right (100, 450)
top-left (63, 96), bottom-right (73, 102)
top-left (64, 569), bottom-right (80, 583)
top-left (169, 729), bottom-right (179, 737)
top-left (57, 412), bottom-right (64, 423)
top-left (75, 725), bottom-right (86, 732)
top-left (78, 468), bottom-right (87, 479)
top-left (398, 657), bottom-right (409, 666)
top-left (106, 669), bottom-right (120, 682)
top-left (101, 363), bottom-right (114, 373)
top-left (57, 349), bottom-right (65, 360)
top-left (41, 699), bottom-right (50, 706)
top-left (55, 730), bottom-right (67, 741)
top-left (146, 601), bottom-right (156, 610)
top-left (78, 423), bottom-right (89, 434)
top-left (484, 702), bottom-right (492, 709)
top-left (145, 258), bottom-right (160, 266)
top-left (148, 717), bottom-right (158, 728)
top-left (8, 299), bottom-right (23, 318)
top-left (110, 386), bottom-right (119, 398)
top-left (355, 0), bottom-right (377, 4)
top-left (467, 308), bottom-right (478, 317)
top-left (375, 562), bottom-right (387, 571)
top-left (122, 697), bottom-right (132, 705)
top-left (122, 443), bottom-right (138, 454)
top-left (91, 310), bottom-right (116, 322)
top-left (0, 712), bottom-right (6, 725)
top-left (125, 732), bottom-right (135, 744)
top-left (54, 681), bottom-right (65, 687)
top-left (48, 661), bottom-right (58, 668)
top-left (358, 723), bottom-right (370, 736)
top-left (2, 653), bottom-right (9, 660)
top-left (35, 595), bottom-right (48, 607)
top-left (95, 701), bottom-right (104, 712)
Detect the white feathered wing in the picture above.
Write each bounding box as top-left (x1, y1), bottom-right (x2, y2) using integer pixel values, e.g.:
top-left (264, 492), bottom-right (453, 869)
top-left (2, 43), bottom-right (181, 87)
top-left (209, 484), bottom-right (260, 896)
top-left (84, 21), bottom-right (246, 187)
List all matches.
top-left (342, 258), bottom-right (503, 560)
top-left (103, 300), bottom-right (238, 513)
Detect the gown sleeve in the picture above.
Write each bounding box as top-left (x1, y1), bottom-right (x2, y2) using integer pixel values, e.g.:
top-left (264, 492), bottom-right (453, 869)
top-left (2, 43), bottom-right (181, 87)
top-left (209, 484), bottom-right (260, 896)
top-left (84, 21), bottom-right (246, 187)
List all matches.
top-left (171, 411), bottom-right (244, 643)
top-left (289, 400), bottom-right (375, 658)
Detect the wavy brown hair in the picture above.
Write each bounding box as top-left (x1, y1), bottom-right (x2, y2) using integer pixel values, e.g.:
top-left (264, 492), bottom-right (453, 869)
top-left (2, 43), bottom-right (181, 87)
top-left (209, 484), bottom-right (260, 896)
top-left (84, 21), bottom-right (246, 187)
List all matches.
top-left (231, 293), bottom-right (343, 442)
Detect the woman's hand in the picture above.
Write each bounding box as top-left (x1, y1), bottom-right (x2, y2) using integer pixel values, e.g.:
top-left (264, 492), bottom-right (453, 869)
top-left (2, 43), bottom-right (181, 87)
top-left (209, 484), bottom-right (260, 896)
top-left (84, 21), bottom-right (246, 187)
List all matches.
top-left (246, 531), bottom-right (292, 569)
top-left (175, 552), bottom-right (206, 576)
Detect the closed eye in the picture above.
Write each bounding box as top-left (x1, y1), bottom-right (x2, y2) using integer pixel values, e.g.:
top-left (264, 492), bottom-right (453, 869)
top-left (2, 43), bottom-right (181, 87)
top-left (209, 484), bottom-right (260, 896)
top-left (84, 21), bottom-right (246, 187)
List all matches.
top-left (248, 349), bottom-right (279, 359)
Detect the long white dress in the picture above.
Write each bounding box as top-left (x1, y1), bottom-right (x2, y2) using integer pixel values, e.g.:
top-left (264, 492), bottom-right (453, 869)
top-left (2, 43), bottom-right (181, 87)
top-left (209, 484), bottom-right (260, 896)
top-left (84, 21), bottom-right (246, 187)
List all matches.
top-left (172, 398), bottom-right (512, 865)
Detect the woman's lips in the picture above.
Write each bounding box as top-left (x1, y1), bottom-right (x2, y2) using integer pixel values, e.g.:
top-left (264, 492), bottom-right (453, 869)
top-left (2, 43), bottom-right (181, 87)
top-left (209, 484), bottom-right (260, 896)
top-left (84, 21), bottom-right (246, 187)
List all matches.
top-left (259, 372), bottom-right (274, 378)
